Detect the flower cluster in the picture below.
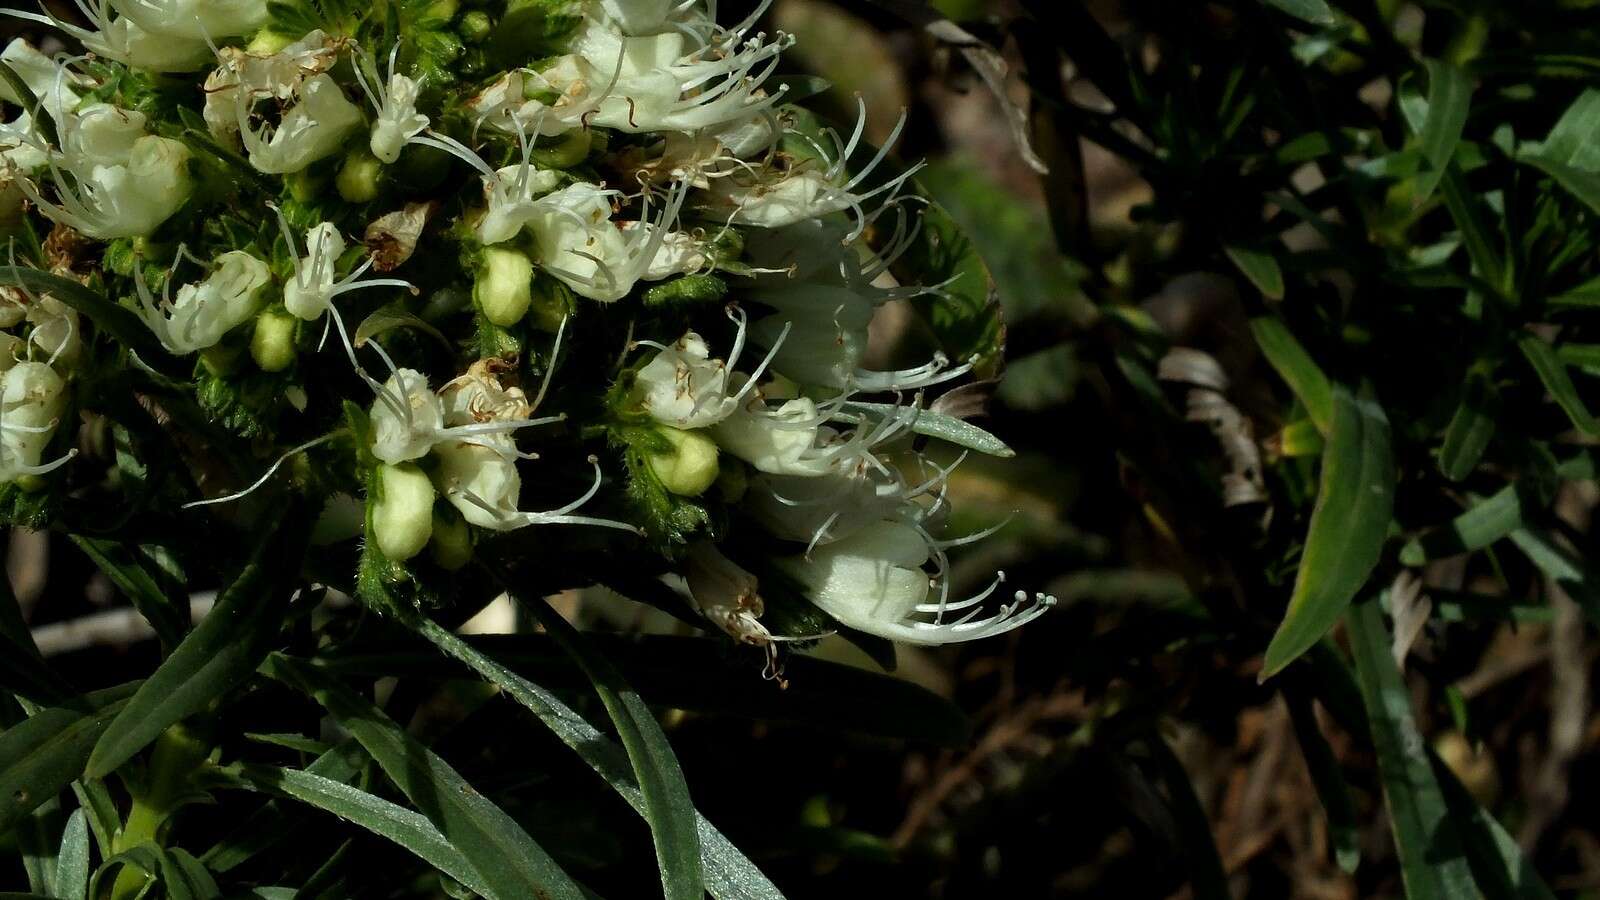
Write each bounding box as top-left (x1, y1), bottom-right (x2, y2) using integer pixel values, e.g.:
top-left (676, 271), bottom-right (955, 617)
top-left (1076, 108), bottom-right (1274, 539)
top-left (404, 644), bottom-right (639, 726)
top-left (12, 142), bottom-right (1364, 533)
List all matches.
top-left (0, 0), bottom-right (1051, 665)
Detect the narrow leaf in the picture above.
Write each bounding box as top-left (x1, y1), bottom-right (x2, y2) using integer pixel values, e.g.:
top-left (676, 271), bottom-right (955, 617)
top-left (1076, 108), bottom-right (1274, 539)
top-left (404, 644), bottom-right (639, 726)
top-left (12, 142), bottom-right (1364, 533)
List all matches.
top-left (0, 267), bottom-right (168, 364)
top-left (1250, 317), bottom-right (1334, 434)
top-left (1438, 369), bottom-right (1497, 481)
top-left (218, 764), bottom-right (493, 898)
top-left (0, 687), bottom-right (137, 835)
top-left (1399, 483), bottom-right (1539, 566)
top-left (1523, 154), bottom-right (1600, 216)
top-left (55, 808), bottom-right (89, 900)
top-left (1415, 61), bottom-right (1472, 204)
top-left (1224, 244), bottom-right (1285, 299)
top-left (1262, 388), bottom-right (1395, 678)
top-left (410, 622), bottom-right (787, 900)
top-left (1347, 600), bottom-right (1478, 899)
top-left (261, 654), bottom-right (588, 900)
top-left (1517, 332), bottom-right (1600, 435)
top-left (87, 516), bottom-right (303, 777)
top-left (839, 401), bottom-right (1013, 457)
top-left (499, 597), bottom-right (704, 900)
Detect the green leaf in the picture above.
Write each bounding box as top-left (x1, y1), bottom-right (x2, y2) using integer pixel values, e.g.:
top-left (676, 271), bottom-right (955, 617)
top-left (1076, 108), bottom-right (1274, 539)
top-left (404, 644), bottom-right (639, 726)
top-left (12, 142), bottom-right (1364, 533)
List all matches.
top-left (1347, 600), bottom-right (1478, 899)
top-left (217, 764), bottom-right (493, 898)
top-left (1399, 482), bottom-right (1541, 566)
top-left (0, 686), bottom-right (137, 836)
top-left (1262, 387), bottom-right (1395, 678)
top-left (1438, 369), bottom-right (1498, 481)
top-left (1516, 332), bottom-right (1600, 435)
top-left (353, 304), bottom-right (454, 355)
top-left (322, 632), bottom-right (969, 745)
top-left (1431, 753), bottom-right (1558, 900)
top-left (0, 266), bottom-right (169, 365)
top-left (895, 199), bottom-right (1006, 377)
top-left (1223, 244), bottom-right (1285, 299)
top-left (838, 401), bottom-right (1013, 457)
top-left (0, 569), bottom-right (78, 708)
top-left (1250, 316), bottom-right (1334, 434)
top-left (86, 516), bottom-right (304, 778)
top-left (1415, 61), bottom-right (1472, 205)
top-left (1522, 154), bottom-right (1600, 216)
top-left (199, 741), bottom-right (368, 873)
top-left (1535, 88), bottom-right (1600, 171)
top-left (501, 597), bottom-right (704, 900)
top-left (261, 654), bottom-right (588, 900)
top-left (1506, 528), bottom-right (1600, 623)
top-left (1285, 692), bottom-right (1360, 872)
top-left (55, 808), bottom-right (89, 900)
top-left (67, 537), bottom-right (188, 651)
top-left (407, 624), bottom-right (788, 900)
top-left (1259, 0), bottom-right (1334, 25)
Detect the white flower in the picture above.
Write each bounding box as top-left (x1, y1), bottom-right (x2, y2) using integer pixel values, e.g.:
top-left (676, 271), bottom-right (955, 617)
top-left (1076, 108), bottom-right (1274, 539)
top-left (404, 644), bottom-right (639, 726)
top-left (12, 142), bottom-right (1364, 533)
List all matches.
top-left (701, 103), bottom-right (919, 236)
top-left (525, 180), bottom-right (691, 301)
top-left (353, 46), bottom-right (429, 164)
top-left (277, 212), bottom-right (414, 322)
top-left (20, 114), bottom-right (194, 239)
top-left (369, 362), bottom-right (557, 466)
top-left (0, 39), bottom-right (84, 118)
top-left (409, 130), bottom-right (561, 245)
top-left (634, 308), bottom-right (784, 428)
top-left (204, 31), bottom-right (340, 139)
top-left (0, 360), bottom-right (73, 481)
top-left (475, 8), bottom-right (789, 138)
top-left (708, 393), bottom-right (835, 477)
top-left (7, 1), bottom-right (210, 73)
top-left (136, 249), bottom-right (271, 354)
top-left (433, 442), bottom-right (640, 534)
top-left (107, 0), bottom-right (268, 40)
top-left (684, 540), bottom-right (773, 647)
top-left (777, 521), bottom-right (1053, 645)
top-left (741, 220), bottom-right (974, 392)
top-left (26, 295), bottom-right (80, 366)
top-left (238, 73), bottom-right (364, 175)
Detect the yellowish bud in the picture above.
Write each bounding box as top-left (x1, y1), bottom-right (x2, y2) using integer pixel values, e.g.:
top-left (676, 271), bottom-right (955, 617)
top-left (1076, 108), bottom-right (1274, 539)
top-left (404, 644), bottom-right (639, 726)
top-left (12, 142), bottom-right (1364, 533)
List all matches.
top-left (474, 247), bottom-right (534, 327)
top-left (430, 508), bottom-right (473, 570)
top-left (336, 150), bottom-right (384, 203)
top-left (250, 309), bottom-right (298, 372)
top-left (647, 427), bottom-right (720, 497)
top-left (371, 463), bottom-right (436, 562)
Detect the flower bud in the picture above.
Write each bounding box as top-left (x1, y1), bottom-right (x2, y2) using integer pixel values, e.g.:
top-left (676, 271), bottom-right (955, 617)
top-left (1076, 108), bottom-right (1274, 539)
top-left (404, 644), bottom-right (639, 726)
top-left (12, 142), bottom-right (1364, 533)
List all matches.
top-left (250, 308), bottom-right (298, 372)
top-left (474, 247), bottom-right (533, 327)
top-left (371, 463), bottom-right (435, 562)
top-left (336, 150), bottom-right (383, 203)
top-left (645, 426), bottom-right (719, 497)
top-left (459, 11), bottom-right (492, 43)
top-left (430, 508), bottom-right (473, 570)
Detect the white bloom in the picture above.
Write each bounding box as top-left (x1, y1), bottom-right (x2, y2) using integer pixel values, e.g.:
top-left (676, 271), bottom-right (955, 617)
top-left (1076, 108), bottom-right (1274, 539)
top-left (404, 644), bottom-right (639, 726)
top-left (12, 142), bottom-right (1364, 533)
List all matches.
top-left (634, 309), bottom-right (784, 428)
top-left (107, 0), bottom-right (268, 40)
top-left (21, 119), bottom-right (194, 239)
top-left (26, 295), bottom-right (80, 366)
top-left (238, 73), bottom-right (364, 175)
top-left (6, 1), bottom-right (210, 73)
top-left (433, 441), bottom-right (639, 534)
top-left (369, 362), bottom-right (555, 466)
top-left (353, 46), bottom-right (428, 164)
top-left (684, 540), bottom-right (774, 648)
top-left (408, 130), bottom-right (560, 245)
top-left (0, 39), bottom-right (84, 117)
top-left (778, 520), bottom-right (1053, 645)
top-left (137, 250), bottom-right (271, 354)
top-left (0, 361), bottom-right (73, 481)
top-left (525, 180), bottom-right (691, 301)
top-left (476, 9), bottom-right (789, 138)
top-left (204, 31), bottom-right (340, 139)
top-left (708, 393), bottom-right (834, 476)
top-left (277, 212), bottom-right (413, 322)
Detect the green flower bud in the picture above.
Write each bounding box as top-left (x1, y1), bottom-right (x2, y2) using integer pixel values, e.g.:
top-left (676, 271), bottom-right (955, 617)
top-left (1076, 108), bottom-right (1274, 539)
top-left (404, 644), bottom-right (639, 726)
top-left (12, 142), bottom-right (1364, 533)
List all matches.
top-left (199, 344), bottom-right (244, 377)
top-left (459, 10), bottom-right (492, 42)
top-left (430, 507), bottom-right (473, 570)
top-left (424, 0), bottom-right (459, 21)
top-left (647, 427), bottom-right (720, 497)
top-left (287, 168), bottom-right (326, 204)
top-left (336, 150), bottom-right (384, 203)
top-left (474, 246), bottom-right (534, 327)
top-left (250, 308), bottom-right (298, 372)
top-left (531, 129), bottom-right (591, 169)
top-left (372, 463), bottom-right (435, 562)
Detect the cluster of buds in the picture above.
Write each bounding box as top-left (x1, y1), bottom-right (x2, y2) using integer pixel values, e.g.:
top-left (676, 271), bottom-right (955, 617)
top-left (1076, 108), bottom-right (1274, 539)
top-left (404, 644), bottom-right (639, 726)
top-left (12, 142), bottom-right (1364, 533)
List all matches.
top-left (0, 0), bottom-right (1051, 661)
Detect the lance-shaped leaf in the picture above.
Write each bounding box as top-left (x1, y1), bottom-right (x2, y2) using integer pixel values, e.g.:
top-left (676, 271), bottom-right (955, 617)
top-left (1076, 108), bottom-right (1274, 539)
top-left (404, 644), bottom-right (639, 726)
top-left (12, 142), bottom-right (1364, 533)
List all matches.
top-left (1347, 600), bottom-right (1478, 899)
top-left (1517, 333), bottom-right (1600, 435)
top-left (1262, 387), bottom-right (1395, 678)
top-left (86, 513), bottom-right (306, 777)
top-left (1250, 316), bottom-right (1334, 434)
top-left (261, 654), bottom-right (588, 900)
top-left (0, 267), bottom-right (168, 364)
top-left (0, 685), bottom-right (138, 835)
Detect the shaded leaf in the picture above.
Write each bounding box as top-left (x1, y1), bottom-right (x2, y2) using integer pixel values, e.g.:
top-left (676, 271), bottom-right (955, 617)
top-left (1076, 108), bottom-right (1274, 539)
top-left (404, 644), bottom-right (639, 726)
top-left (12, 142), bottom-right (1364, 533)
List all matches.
top-left (1517, 332), bottom-right (1600, 435)
top-left (1224, 244), bottom-right (1285, 300)
top-left (1262, 387), bottom-right (1395, 678)
top-left (1250, 316), bottom-right (1334, 434)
